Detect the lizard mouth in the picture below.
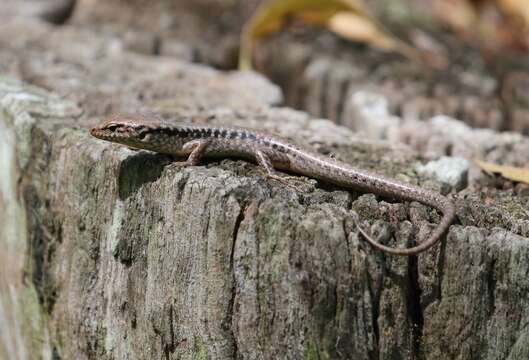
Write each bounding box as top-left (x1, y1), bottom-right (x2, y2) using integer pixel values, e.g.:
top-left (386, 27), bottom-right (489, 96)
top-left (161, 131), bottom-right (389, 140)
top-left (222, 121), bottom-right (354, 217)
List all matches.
top-left (90, 128), bottom-right (137, 148)
top-left (89, 127), bottom-right (105, 139)
top-left (90, 127), bottom-right (123, 141)
top-left (89, 127), bottom-right (117, 141)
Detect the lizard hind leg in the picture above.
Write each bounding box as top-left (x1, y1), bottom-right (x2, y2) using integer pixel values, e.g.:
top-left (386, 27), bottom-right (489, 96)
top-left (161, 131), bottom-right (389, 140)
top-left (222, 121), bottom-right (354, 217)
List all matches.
top-left (254, 150), bottom-right (312, 192)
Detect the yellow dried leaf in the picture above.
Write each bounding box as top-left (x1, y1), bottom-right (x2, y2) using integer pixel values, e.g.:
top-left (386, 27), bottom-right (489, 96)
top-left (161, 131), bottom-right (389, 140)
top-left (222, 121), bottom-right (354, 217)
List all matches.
top-left (328, 12), bottom-right (421, 62)
top-left (328, 12), bottom-right (390, 46)
top-left (475, 159), bottom-right (529, 184)
top-left (434, 0), bottom-right (529, 53)
top-left (239, 0), bottom-right (421, 70)
top-left (499, 0), bottom-right (529, 26)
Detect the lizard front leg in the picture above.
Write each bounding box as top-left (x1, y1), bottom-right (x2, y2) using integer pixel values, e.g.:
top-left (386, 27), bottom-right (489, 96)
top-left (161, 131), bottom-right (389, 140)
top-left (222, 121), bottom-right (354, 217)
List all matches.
top-left (171, 139), bottom-right (210, 167)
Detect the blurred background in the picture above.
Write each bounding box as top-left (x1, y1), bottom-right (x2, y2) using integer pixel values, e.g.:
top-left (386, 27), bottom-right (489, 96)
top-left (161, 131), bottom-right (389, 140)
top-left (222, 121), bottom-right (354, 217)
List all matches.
top-left (3, 0), bottom-right (529, 135)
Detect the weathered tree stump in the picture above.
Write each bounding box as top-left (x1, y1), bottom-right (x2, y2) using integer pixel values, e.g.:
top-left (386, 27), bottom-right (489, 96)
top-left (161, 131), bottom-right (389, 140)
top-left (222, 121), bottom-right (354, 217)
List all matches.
top-left (1, 15), bottom-right (529, 360)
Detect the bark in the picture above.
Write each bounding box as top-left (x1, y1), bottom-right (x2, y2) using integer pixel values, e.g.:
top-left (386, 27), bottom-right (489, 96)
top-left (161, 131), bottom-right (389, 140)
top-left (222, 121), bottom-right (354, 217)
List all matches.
top-left (1, 16), bottom-right (529, 360)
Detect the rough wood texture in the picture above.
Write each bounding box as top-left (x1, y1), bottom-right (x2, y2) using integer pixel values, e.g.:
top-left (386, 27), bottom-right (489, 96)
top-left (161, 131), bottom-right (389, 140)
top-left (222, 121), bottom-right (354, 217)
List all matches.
top-left (1, 16), bottom-right (529, 360)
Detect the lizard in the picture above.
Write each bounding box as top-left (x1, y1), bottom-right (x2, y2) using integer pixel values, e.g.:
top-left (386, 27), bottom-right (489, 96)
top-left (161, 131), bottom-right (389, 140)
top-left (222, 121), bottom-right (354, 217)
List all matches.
top-left (90, 113), bottom-right (456, 256)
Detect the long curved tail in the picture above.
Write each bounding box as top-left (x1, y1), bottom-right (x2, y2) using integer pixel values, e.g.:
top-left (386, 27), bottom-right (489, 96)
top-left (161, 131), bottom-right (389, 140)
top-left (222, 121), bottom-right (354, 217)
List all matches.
top-left (289, 151), bottom-right (457, 256)
top-left (354, 193), bottom-right (455, 256)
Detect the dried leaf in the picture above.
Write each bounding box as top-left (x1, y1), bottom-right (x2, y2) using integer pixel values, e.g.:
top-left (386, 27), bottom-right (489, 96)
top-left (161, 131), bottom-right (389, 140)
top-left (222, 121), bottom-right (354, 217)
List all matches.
top-left (239, 0), bottom-right (422, 70)
top-left (499, 0), bottom-right (529, 26)
top-left (433, 0), bottom-right (529, 53)
top-left (475, 159), bottom-right (529, 184)
top-left (327, 11), bottom-right (422, 62)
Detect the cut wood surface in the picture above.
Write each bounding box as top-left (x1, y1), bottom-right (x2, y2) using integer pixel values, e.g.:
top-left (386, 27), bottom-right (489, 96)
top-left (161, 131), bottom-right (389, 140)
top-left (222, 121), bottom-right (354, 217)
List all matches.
top-left (1, 15), bottom-right (529, 360)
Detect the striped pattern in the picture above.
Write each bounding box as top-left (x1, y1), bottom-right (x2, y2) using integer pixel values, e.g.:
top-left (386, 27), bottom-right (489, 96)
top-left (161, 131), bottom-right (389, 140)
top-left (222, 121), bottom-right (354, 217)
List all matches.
top-left (90, 114), bottom-right (456, 257)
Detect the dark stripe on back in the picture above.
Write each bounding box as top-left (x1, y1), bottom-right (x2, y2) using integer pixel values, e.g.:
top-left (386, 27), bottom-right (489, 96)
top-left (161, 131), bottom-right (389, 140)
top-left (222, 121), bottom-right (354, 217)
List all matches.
top-left (155, 127), bottom-right (176, 137)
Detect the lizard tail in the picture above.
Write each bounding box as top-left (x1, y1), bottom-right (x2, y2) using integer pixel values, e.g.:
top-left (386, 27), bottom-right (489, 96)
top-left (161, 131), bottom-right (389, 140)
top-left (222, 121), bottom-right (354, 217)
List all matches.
top-left (353, 196), bottom-right (455, 256)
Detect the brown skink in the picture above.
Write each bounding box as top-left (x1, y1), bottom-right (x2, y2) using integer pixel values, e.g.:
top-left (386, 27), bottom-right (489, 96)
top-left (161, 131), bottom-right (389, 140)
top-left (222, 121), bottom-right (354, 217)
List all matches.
top-left (90, 114), bottom-right (455, 256)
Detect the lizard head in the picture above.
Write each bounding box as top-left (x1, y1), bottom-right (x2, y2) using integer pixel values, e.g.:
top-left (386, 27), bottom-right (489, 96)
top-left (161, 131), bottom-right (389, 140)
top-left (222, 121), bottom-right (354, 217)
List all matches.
top-left (90, 113), bottom-right (160, 149)
top-left (90, 113), bottom-right (193, 155)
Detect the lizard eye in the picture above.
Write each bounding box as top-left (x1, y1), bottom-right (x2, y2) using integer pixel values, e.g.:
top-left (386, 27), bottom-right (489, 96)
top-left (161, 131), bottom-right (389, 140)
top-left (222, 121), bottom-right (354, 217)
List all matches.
top-left (138, 132), bottom-right (147, 140)
top-left (106, 124), bottom-right (119, 132)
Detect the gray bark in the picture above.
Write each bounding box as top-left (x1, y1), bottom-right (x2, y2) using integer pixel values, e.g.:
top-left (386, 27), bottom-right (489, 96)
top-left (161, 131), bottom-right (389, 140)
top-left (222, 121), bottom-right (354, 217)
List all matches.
top-left (1, 16), bottom-right (529, 360)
